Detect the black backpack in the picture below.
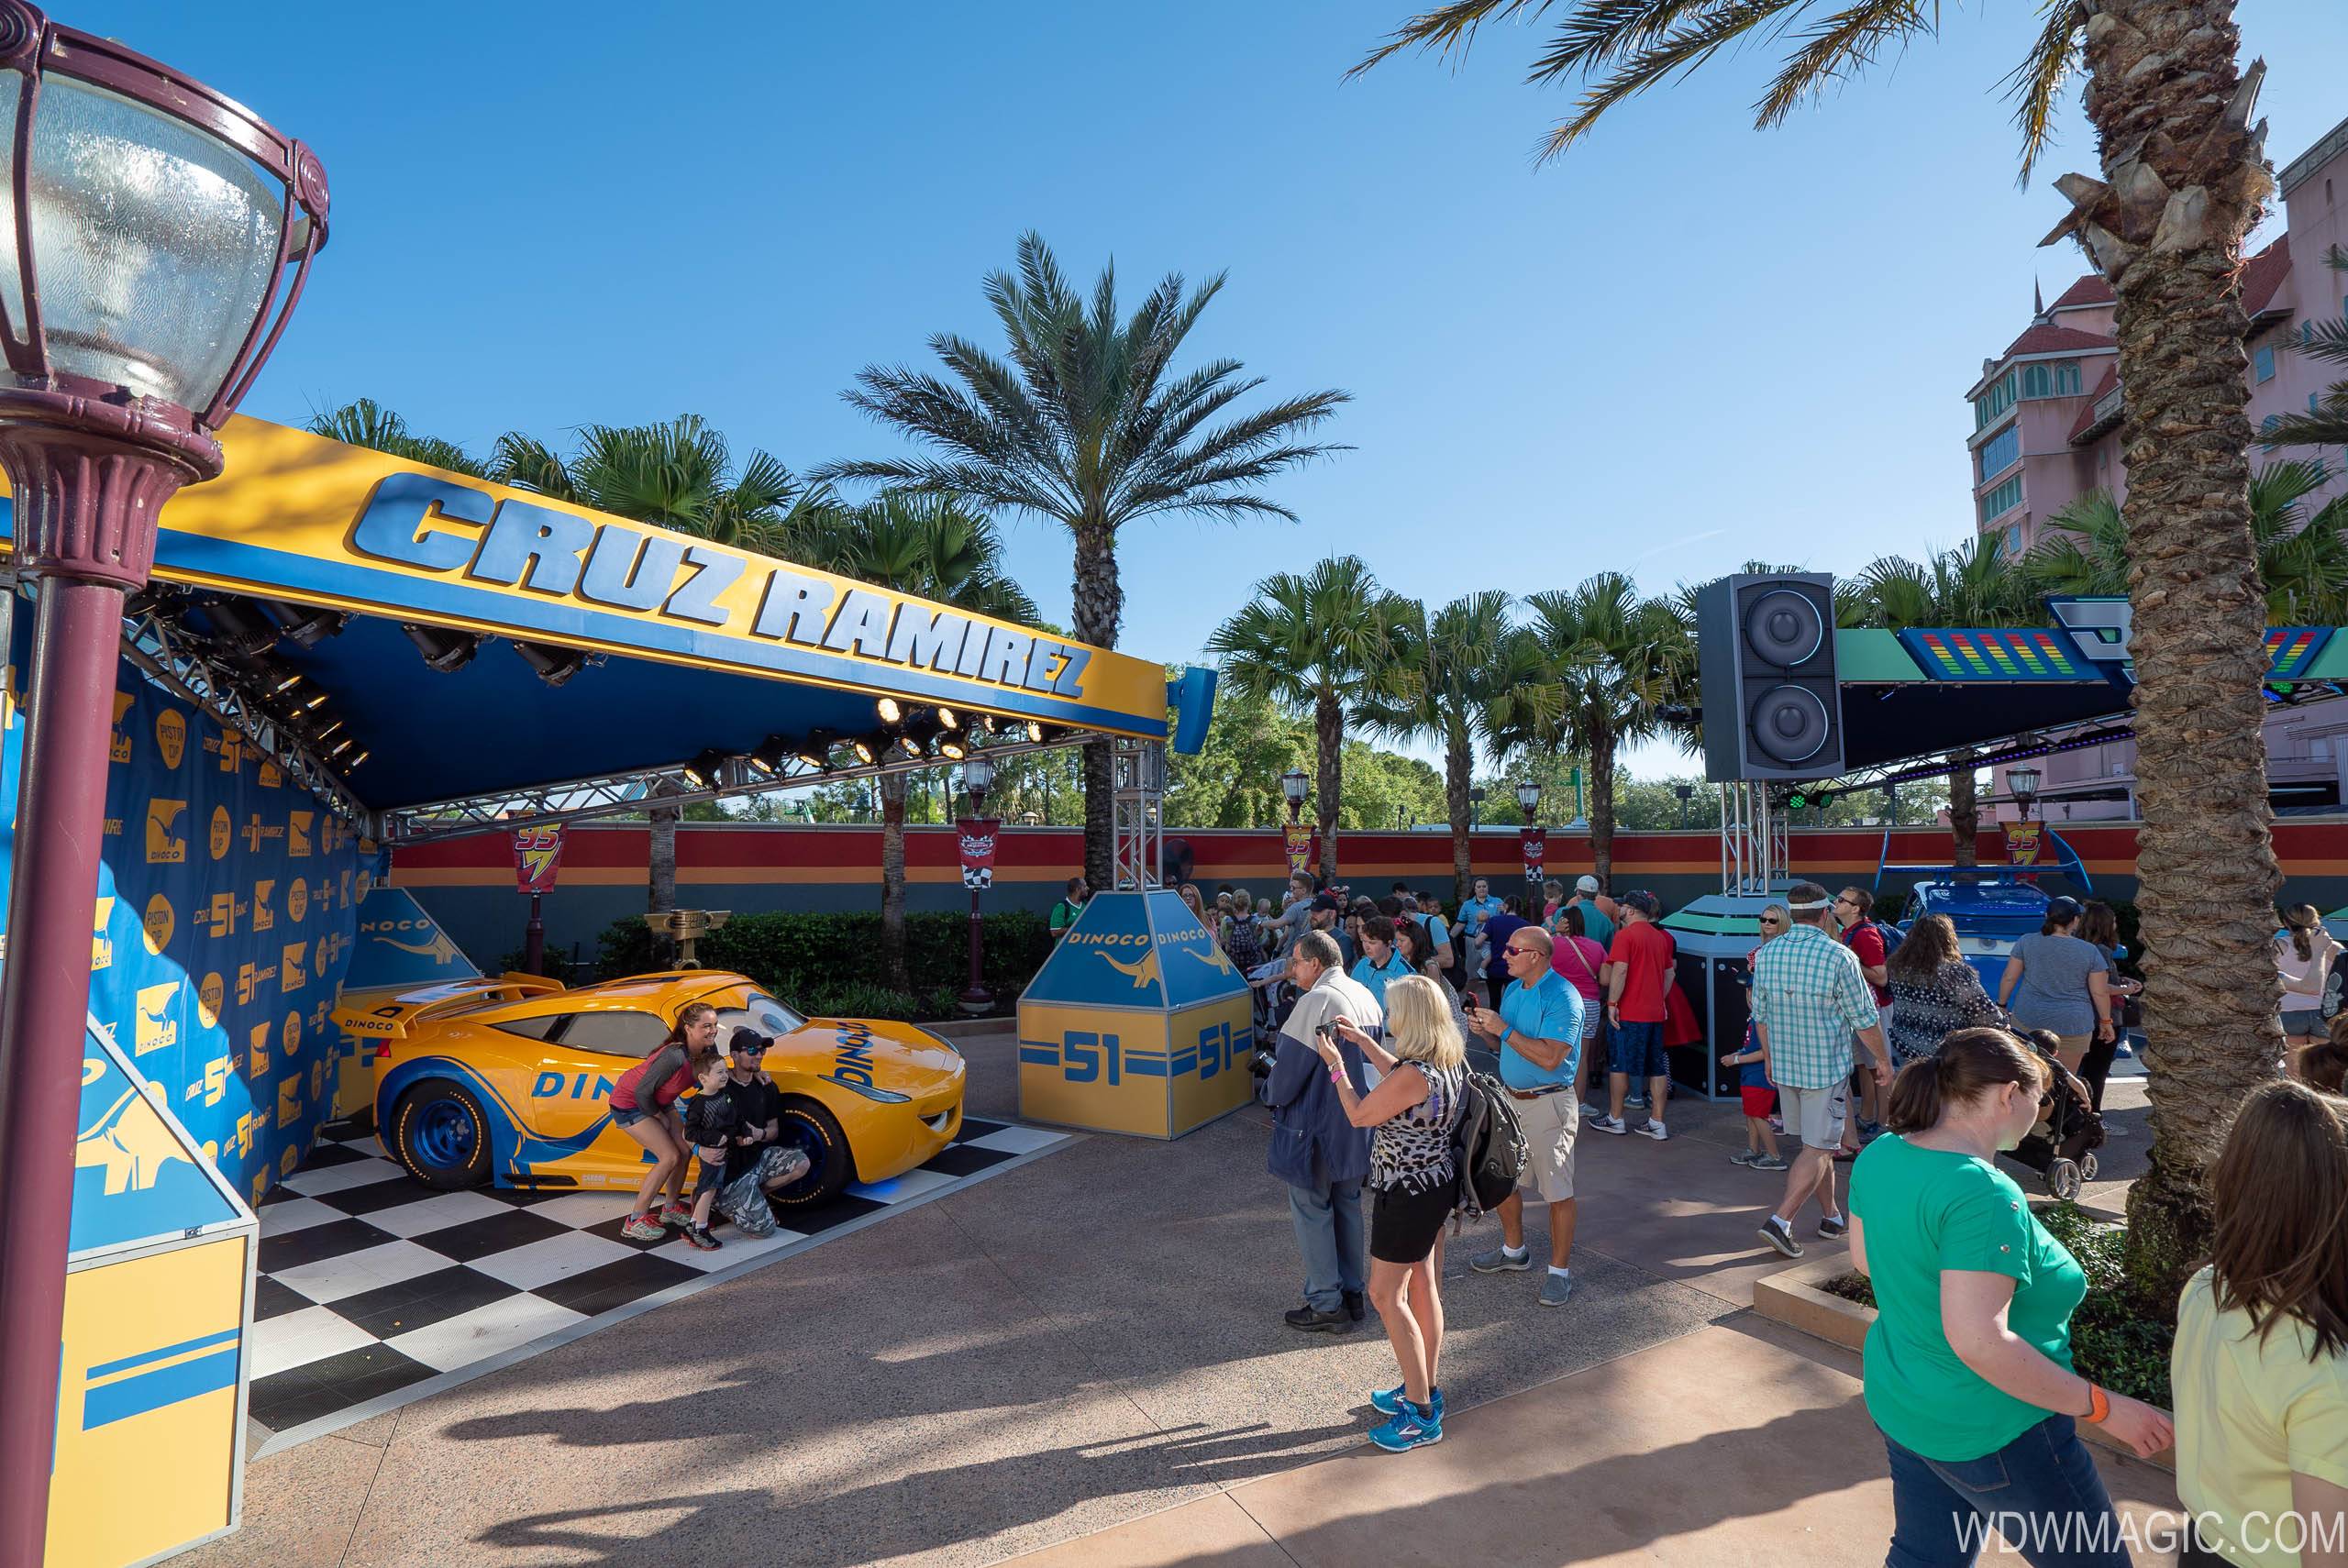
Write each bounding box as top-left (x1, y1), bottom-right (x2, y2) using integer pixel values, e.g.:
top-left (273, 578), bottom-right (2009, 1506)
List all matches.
top-left (1223, 913), bottom-right (1268, 972)
top-left (1448, 1070), bottom-right (1528, 1220)
top-left (1871, 919), bottom-right (1907, 963)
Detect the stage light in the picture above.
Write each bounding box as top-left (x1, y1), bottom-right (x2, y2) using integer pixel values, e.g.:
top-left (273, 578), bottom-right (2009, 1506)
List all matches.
top-left (327, 737), bottom-right (354, 758)
top-left (847, 736), bottom-right (878, 766)
top-left (749, 735), bottom-right (792, 775)
top-left (200, 597), bottom-right (282, 658)
top-left (402, 624), bottom-right (479, 673)
top-left (260, 601), bottom-right (348, 648)
top-left (250, 659), bottom-right (305, 697)
top-left (308, 717), bottom-right (346, 743)
top-left (877, 697), bottom-right (903, 724)
top-left (513, 641), bottom-right (591, 688)
top-left (936, 738), bottom-right (967, 761)
top-left (795, 730), bottom-right (838, 771)
top-left (896, 734), bottom-right (924, 760)
top-left (301, 688), bottom-right (329, 711)
top-left (683, 749), bottom-right (730, 790)
top-left (1020, 719), bottom-right (1044, 743)
top-left (344, 749), bottom-right (370, 770)
top-left (937, 707), bottom-right (961, 731)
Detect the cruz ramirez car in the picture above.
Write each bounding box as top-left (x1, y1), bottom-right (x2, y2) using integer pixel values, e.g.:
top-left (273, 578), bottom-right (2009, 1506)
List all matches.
top-left (335, 970), bottom-right (964, 1209)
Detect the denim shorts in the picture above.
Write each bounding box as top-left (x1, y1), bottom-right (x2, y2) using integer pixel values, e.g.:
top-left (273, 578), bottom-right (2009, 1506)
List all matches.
top-left (612, 1103), bottom-right (657, 1130)
top-left (1607, 1018), bottom-right (1668, 1078)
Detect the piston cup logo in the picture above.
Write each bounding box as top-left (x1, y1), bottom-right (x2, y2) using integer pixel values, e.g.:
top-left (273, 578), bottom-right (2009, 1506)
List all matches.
top-left (141, 893), bottom-right (175, 956)
top-left (197, 972), bottom-right (225, 1030)
top-left (208, 804), bottom-right (233, 860)
top-left (154, 709), bottom-right (187, 770)
top-left (282, 1010), bottom-right (303, 1055)
top-left (287, 878), bottom-right (310, 923)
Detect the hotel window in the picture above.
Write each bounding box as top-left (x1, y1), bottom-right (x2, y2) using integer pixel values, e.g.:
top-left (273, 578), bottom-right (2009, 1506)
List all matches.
top-left (2054, 359), bottom-right (2081, 395)
top-left (2021, 363), bottom-right (2052, 398)
top-left (2255, 345), bottom-right (2276, 381)
top-left (2004, 524), bottom-right (2024, 558)
top-left (1974, 370), bottom-right (2017, 429)
top-left (2261, 413), bottom-right (2281, 451)
top-left (1979, 474), bottom-right (2023, 522)
top-left (1978, 424), bottom-right (2021, 480)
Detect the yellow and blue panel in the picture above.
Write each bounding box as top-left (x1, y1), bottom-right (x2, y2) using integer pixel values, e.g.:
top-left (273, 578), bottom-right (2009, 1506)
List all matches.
top-left (51, 1236), bottom-right (249, 1568)
top-left (1017, 891), bottom-right (1253, 1138)
top-left (1895, 627), bottom-right (2097, 682)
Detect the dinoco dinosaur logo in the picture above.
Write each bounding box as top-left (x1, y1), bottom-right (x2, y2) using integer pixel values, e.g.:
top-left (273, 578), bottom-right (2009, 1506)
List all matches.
top-left (146, 799), bottom-right (187, 864)
top-left (247, 1021), bottom-right (271, 1079)
top-left (288, 811), bottom-right (314, 858)
top-left (153, 708), bottom-right (187, 770)
top-left (1094, 947), bottom-right (1163, 989)
top-left (75, 1073), bottom-right (191, 1197)
top-left (135, 980), bottom-right (179, 1055)
top-left (252, 880), bottom-right (276, 933)
top-left (109, 691), bottom-right (134, 764)
top-left (91, 896), bottom-right (114, 972)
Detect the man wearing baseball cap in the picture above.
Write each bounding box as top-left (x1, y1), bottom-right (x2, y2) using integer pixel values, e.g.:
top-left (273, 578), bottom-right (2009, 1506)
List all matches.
top-left (710, 1028), bottom-right (810, 1239)
top-left (1562, 876), bottom-right (1616, 952)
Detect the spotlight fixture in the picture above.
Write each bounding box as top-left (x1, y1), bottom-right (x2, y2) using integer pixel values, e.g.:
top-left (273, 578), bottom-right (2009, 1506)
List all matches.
top-left (683, 749), bottom-right (731, 790)
top-left (344, 749), bottom-right (371, 770)
top-left (936, 738), bottom-right (968, 761)
top-left (307, 717), bottom-right (347, 744)
top-left (847, 736), bottom-right (878, 766)
top-left (260, 601), bottom-right (348, 648)
top-left (936, 706), bottom-right (960, 731)
top-left (1019, 719), bottom-right (1044, 743)
top-left (249, 658), bottom-right (305, 698)
top-left (301, 688), bottom-right (329, 711)
top-left (199, 597), bottom-right (281, 658)
top-left (794, 730), bottom-right (839, 771)
top-left (749, 735), bottom-right (792, 776)
top-left (513, 641), bottom-right (592, 688)
top-left (895, 734), bottom-right (924, 761)
top-left (402, 624), bottom-right (480, 673)
top-left (876, 696), bottom-right (903, 725)
top-left (327, 737), bottom-right (354, 758)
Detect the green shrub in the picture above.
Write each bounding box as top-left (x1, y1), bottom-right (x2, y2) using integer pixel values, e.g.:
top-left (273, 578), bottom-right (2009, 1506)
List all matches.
top-left (1818, 1201), bottom-right (2173, 1408)
top-left (595, 910), bottom-right (1055, 1015)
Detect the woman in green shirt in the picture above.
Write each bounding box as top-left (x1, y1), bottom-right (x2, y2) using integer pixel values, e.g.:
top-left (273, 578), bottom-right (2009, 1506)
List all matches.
top-left (1849, 1028), bottom-right (2171, 1567)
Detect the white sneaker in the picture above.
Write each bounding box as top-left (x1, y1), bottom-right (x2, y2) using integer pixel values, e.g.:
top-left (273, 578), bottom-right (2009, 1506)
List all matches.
top-left (1635, 1121), bottom-right (1668, 1142)
top-left (1588, 1114), bottom-right (1629, 1136)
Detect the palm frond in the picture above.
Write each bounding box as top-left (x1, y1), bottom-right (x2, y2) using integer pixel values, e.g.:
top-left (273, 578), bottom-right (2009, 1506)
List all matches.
top-left (2000, 0), bottom-right (2085, 184)
top-left (1350, 0), bottom-right (1547, 76)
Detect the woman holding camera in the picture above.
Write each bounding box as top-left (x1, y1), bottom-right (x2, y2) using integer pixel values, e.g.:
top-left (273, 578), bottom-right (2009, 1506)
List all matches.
top-left (1313, 974), bottom-right (1468, 1454)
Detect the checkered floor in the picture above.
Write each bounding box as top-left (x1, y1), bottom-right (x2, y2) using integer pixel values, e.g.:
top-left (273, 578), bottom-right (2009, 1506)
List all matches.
top-left (248, 1114), bottom-right (1070, 1442)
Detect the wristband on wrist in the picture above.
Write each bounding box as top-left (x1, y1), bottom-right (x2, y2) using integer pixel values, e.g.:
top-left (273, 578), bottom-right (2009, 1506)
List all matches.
top-left (1328, 1066), bottom-right (1345, 1087)
top-left (2082, 1383), bottom-right (2110, 1424)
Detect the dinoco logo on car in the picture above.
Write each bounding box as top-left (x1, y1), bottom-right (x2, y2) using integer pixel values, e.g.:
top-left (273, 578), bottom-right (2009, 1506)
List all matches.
top-left (827, 1021), bottom-right (909, 1102)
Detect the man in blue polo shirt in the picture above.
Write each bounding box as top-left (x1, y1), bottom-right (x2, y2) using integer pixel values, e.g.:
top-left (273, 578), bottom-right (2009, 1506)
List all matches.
top-left (1463, 923), bottom-right (1586, 1308)
top-left (1349, 915), bottom-right (1413, 1008)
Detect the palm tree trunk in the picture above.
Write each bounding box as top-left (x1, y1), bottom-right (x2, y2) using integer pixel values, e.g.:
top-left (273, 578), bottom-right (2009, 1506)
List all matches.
top-left (1947, 756), bottom-right (1979, 869)
top-left (879, 771), bottom-right (910, 992)
top-left (2079, 0), bottom-right (2279, 1310)
top-left (1445, 723), bottom-right (1472, 906)
top-left (1069, 519), bottom-right (1123, 891)
top-left (1315, 691), bottom-right (1343, 885)
top-left (1588, 720), bottom-right (1617, 888)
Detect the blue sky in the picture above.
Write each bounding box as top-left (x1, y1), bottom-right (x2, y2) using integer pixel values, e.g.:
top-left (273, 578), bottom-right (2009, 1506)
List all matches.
top-left (80, 1), bottom-right (2348, 775)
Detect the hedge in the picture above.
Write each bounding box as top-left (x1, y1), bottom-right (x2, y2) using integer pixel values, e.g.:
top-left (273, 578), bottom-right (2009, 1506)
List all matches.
top-left (592, 910), bottom-right (1057, 1020)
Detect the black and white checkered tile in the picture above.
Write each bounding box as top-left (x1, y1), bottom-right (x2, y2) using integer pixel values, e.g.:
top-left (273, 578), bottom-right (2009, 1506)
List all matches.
top-left (248, 1114), bottom-right (1070, 1444)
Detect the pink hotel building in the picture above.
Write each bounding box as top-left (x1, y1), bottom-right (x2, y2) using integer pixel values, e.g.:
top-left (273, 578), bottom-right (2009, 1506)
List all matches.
top-left (1965, 112), bottom-right (2348, 820)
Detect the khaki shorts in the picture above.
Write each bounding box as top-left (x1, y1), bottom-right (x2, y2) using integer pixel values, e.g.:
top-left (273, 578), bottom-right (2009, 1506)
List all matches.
top-left (1779, 1082), bottom-right (1849, 1152)
top-left (1513, 1088), bottom-right (1579, 1203)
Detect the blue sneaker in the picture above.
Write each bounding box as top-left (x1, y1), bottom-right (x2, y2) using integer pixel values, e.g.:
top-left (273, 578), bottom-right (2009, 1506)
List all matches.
top-left (1370, 1384), bottom-right (1445, 1419)
top-left (1368, 1403), bottom-right (1444, 1452)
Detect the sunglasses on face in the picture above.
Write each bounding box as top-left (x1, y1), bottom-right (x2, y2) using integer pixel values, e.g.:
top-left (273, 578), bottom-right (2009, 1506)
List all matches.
top-left (1506, 944), bottom-right (1537, 956)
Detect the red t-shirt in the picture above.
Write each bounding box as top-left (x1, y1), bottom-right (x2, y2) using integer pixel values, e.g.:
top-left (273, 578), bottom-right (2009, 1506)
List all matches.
top-left (1844, 922), bottom-right (1890, 1006)
top-left (609, 1043), bottom-right (692, 1112)
top-left (1609, 922), bottom-right (1675, 1023)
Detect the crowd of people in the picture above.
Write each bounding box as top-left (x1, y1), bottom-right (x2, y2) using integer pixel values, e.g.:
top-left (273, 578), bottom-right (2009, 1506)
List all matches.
top-left (1214, 863), bottom-right (2345, 1568)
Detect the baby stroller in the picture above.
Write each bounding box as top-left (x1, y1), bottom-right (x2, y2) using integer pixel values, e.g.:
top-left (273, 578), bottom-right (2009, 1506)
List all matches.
top-left (2006, 1030), bottom-right (2106, 1200)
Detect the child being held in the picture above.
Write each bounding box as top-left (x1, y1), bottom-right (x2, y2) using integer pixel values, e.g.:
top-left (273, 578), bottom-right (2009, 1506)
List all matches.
top-left (676, 1052), bottom-right (742, 1252)
top-left (1719, 1026), bottom-right (1785, 1170)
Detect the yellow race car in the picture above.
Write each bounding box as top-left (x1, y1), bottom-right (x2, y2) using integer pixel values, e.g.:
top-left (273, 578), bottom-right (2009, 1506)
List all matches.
top-left (335, 970), bottom-right (965, 1209)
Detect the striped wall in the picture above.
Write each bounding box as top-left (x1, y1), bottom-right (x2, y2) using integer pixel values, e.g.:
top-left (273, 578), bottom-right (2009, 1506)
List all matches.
top-left (392, 818), bottom-right (2348, 977)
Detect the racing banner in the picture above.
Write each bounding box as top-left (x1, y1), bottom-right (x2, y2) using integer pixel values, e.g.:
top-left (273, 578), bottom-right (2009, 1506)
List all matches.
top-left (1283, 821), bottom-right (1312, 875)
top-left (513, 823), bottom-right (564, 894)
top-left (958, 817), bottom-right (1000, 889)
top-left (2004, 820), bottom-right (2043, 867)
top-left (0, 621), bottom-right (363, 1211)
top-left (1520, 825), bottom-right (1546, 880)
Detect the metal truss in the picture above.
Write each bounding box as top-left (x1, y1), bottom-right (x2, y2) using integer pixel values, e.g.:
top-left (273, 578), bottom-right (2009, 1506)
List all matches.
top-left (1719, 782), bottom-right (1787, 895)
top-left (1110, 741), bottom-right (1166, 890)
top-left (107, 596), bottom-right (378, 834)
top-left (1788, 715), bottom-right (2146, 801)
top-left (386, 732), bottom-right (1119, 845)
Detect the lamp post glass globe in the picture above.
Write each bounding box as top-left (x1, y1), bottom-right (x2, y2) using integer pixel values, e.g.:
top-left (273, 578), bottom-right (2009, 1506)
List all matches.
top-left (1514, 780), bottom-right (1541, 818)
top-left (2006, 764), bottom-right (2042, 819)
top-left (961, 753), bottom-right (996, 804)
top-left (1279, 767), bottom-right (1308, 818)
top-left (0, 9), bottom-right (329, 1563)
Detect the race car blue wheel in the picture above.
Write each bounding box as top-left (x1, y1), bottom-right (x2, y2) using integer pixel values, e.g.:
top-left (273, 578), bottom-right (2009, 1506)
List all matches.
top-left (392, 1080), bottom-right (491, 1190)
top-left (770, 1099), bottom-right (852, 1210)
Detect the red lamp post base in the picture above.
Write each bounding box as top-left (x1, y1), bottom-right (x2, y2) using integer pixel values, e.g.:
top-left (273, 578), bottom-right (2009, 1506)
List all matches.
top-left (958, 897), bottom-right (993, 1015)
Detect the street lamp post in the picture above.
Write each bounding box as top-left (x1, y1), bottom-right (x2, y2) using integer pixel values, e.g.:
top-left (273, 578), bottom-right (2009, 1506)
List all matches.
top-left (958, 754), bottom-right (997, 1015)
top-left (0, 10), bottom-right (328, 1560)
top-left (2006, 764), bottom-right (2043, 823)
top-left (1673, 782), bottom-right (1694, 830)
top-left (1279, 766), bottom-right (1308, 881)
top-left (1514, 779), bottom-right (1542, 907)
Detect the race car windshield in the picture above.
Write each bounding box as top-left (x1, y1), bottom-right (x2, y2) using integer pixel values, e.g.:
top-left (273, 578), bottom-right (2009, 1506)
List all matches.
top-left (717, 991), bottom-right (805, 1042)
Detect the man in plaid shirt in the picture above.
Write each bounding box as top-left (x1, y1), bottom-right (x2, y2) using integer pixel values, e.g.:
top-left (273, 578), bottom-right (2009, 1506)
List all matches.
top-left (1748, 881), bottom-right (1892, 1259)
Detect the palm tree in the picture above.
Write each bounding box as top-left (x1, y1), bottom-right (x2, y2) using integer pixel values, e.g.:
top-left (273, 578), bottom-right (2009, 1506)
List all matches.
top-left (487, 416), bottom-right (829, 919)
top-left (1846, 540), bottom-right (2034, 866)
top-left (817, 232), bottom-right (1351, 890)
top-left (1357, 591), bottom-right (1541, 903)
top-left (1357, 0), bottom-right (2280, 1308)
top-left (2027, 461), bottom-right (2348, 623)
top-left (1207, 557), bottom-right (1412, 884)
top-left (307, 398), bottom-right (488, 477)
top-left (1501, 573), bottom-right (1687, 889)
top-left (784, 493), bottom-right (1038, 990)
